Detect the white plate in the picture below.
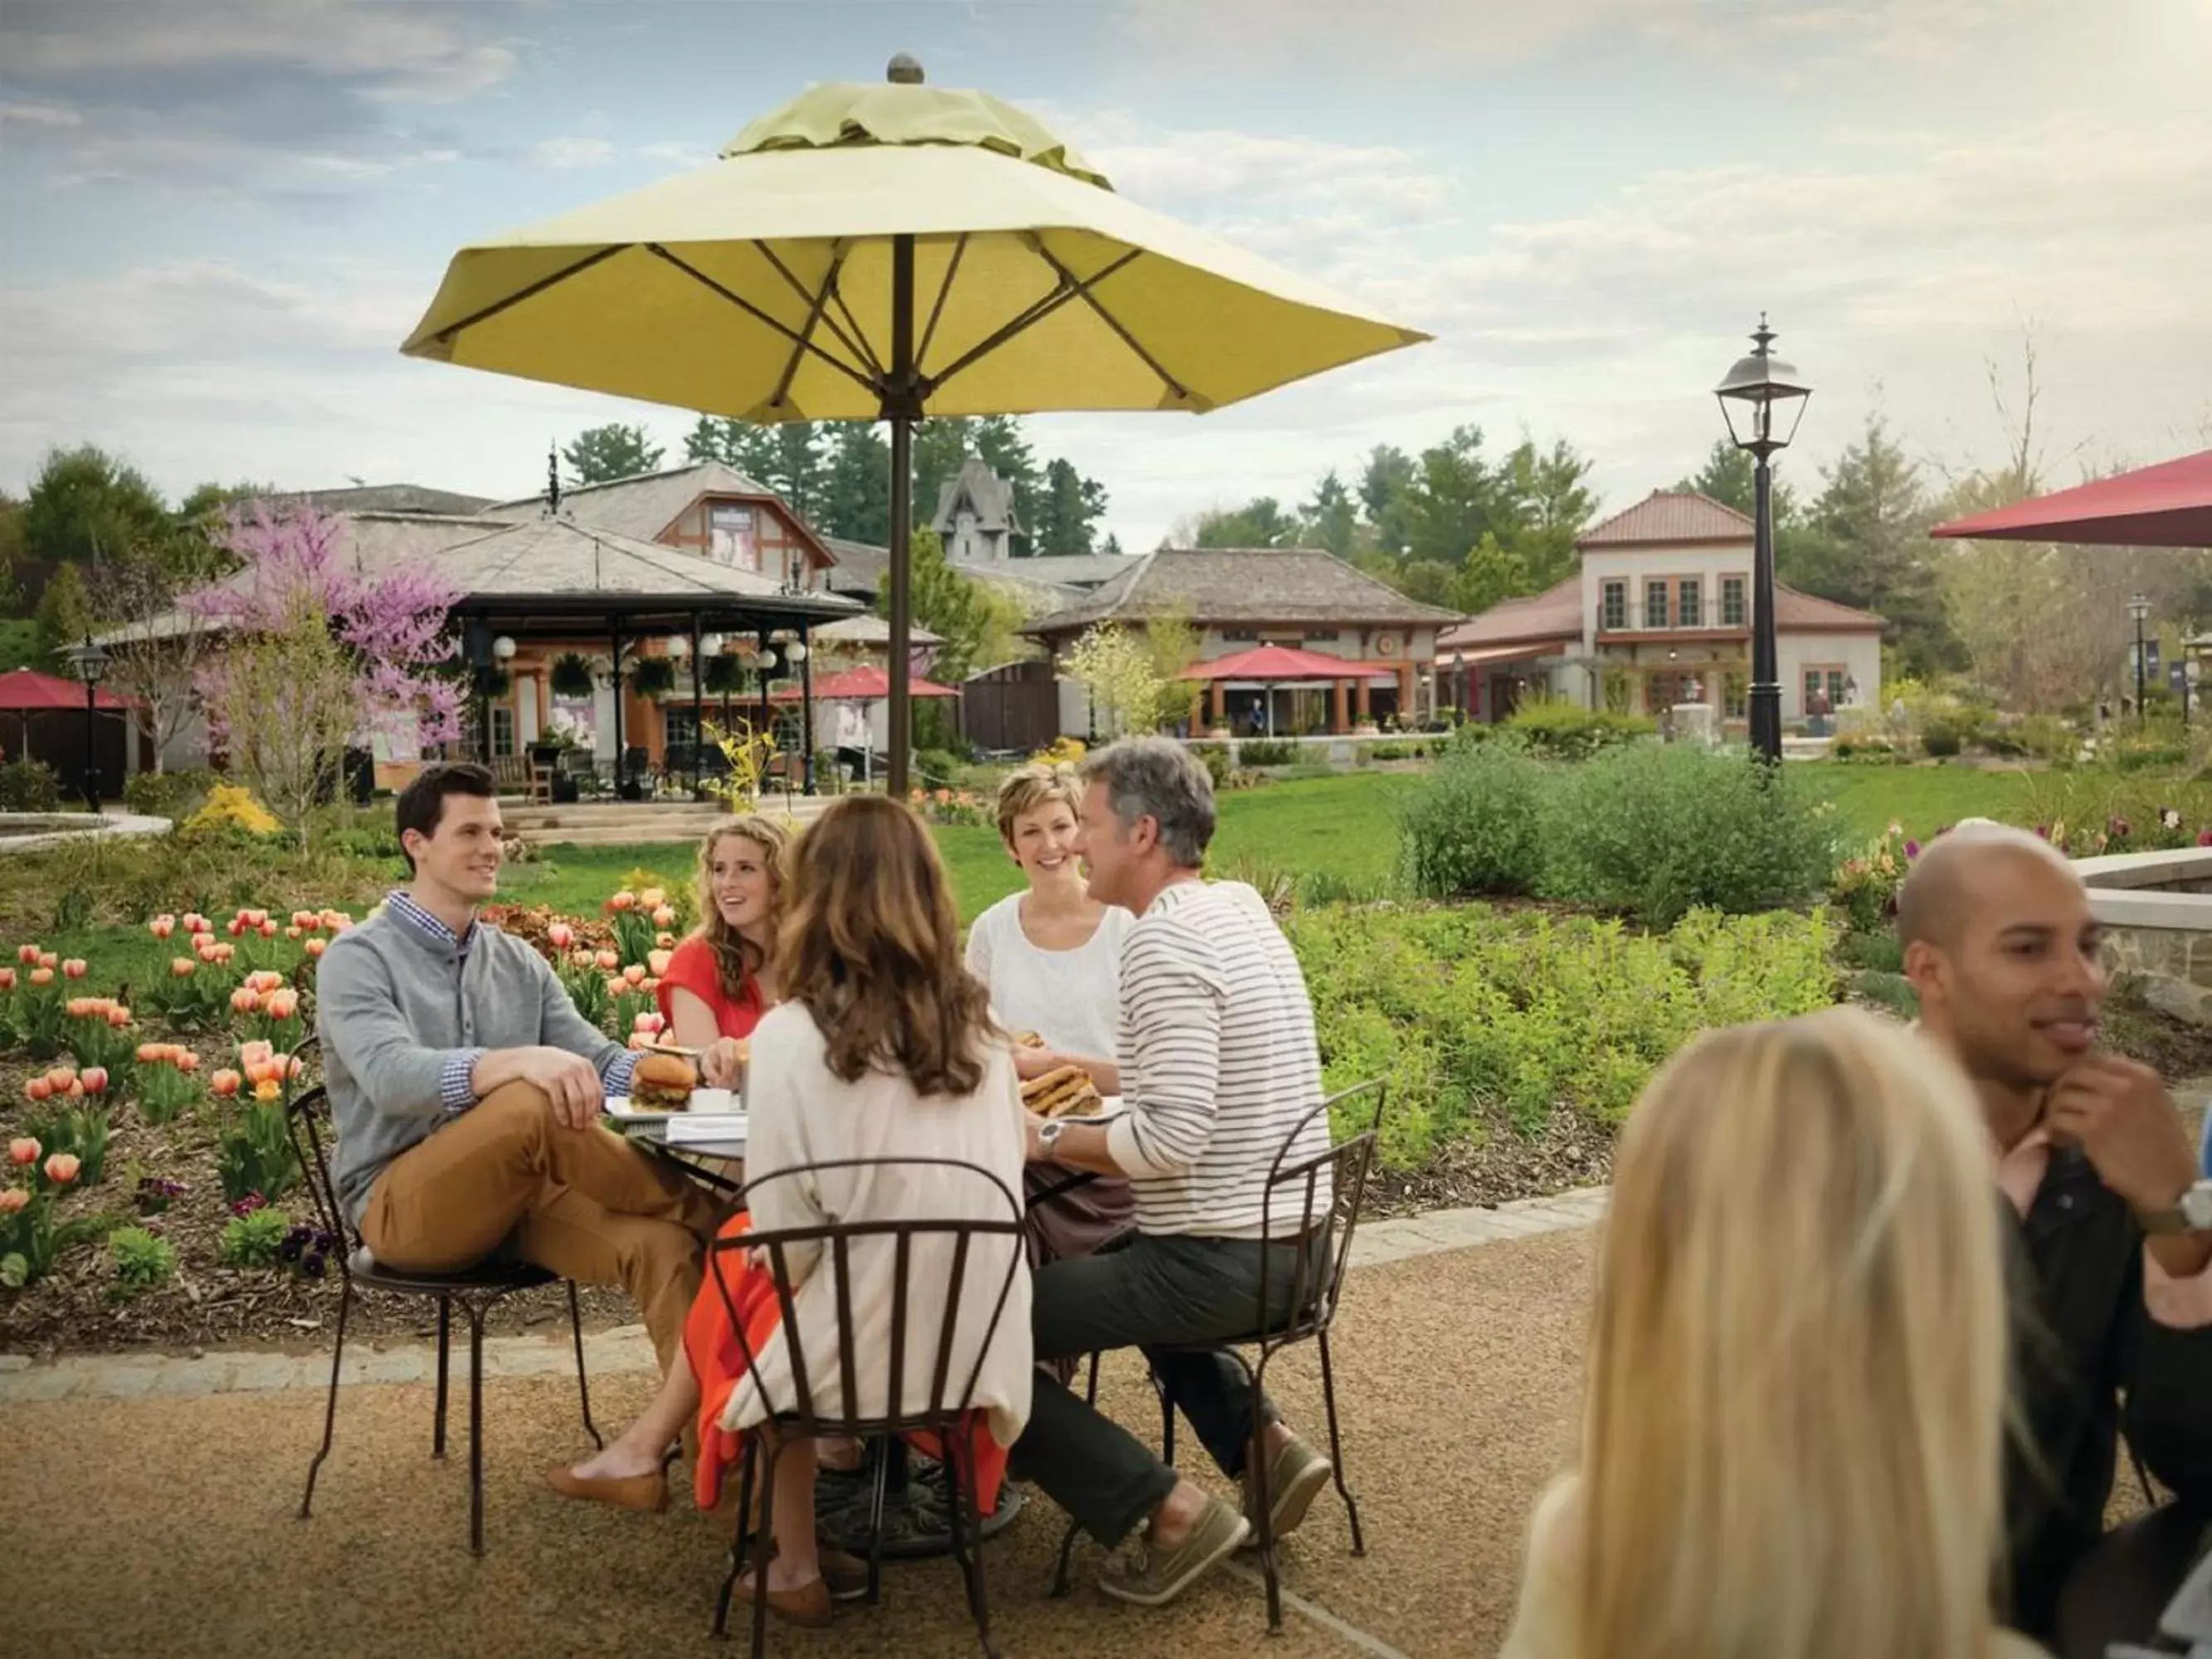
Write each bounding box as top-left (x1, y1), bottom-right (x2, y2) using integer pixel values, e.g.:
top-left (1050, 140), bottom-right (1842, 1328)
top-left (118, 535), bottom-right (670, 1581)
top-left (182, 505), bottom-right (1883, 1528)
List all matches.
top-left (605, 1087), bottom-right (736, 1127)
top-left (1042, 1094), bottom-right (1123, 1126)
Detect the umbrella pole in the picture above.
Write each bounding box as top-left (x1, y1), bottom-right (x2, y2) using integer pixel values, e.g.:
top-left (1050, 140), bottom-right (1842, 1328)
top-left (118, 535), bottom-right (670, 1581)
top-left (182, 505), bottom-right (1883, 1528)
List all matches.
top-left (885, 231), bottom-right (918, 799)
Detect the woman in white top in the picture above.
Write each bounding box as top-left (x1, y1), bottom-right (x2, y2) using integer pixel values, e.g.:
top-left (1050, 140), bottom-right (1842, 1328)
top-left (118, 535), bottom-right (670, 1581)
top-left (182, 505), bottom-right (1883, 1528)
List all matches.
top-left (701, 795), bottom-right (1033, 1628)
top-left (963, 761), bottom-right (1134, 1263)
top-left (1501, 1008), bottom-right (2050, 1659)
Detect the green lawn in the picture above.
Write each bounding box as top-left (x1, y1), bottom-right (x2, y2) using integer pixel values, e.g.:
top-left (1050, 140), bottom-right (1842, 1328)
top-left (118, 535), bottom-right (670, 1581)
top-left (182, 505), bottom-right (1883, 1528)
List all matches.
top-left (1810, 763), bottom-right (2036, 843)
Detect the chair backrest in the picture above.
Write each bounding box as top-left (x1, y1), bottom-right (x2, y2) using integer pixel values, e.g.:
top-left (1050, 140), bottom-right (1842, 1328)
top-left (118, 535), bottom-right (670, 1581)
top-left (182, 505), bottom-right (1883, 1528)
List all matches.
top-left (1255, 1079), bottom-right (1386, 1348)
top-left (708, 1156), bottom-right (1026, 1440)
top-left (283, 1082), bottom-right (362, 1258)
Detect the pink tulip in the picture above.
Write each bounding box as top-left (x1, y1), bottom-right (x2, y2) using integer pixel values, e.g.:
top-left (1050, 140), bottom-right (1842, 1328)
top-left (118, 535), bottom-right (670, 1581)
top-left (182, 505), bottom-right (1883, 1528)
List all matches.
top-left (632, 1011), bottom-right (665, 1034)
top-left (547, 922), bottom-right (576, 949)
top-left (209, 1068), bottom-right (241, 1097)
top-left (184, 914), bottom-right (210, 934)
top-left (260, 920), bottom-right (279, 939)
top-left (647, 948), bottom-right (672, 976)
top-left (29, 967), bottom-right (53, 985)
top-left (285, 925), bottom-right (303, 941)
top-left (226, 918), bottom-right (245, 937)
top-left (266, 988), bottom-right (300, 1020)
top-left (0, 1189), bottom-right (28, 1215)
top-left (80, 1067), bottom-right (108, 1094)
top-left (650, 905), bottom-right (676, 928)
top-left (305, 937), bottom-right (327, 958)
top-left (292, 911), bottom-right (317, 929)
top-left (23, 1078), bottom-right (51, 1103)
top-left (61, 958), bottom-right (86, 979)
top-left (43, 1153), bottom-right (80, 1186)
top-left (0, 967), bottom-right (13, 990)
top-left (149, 916), bottom-right (176, 939)
top-left (622, 964), bottom-right (646, 987)
top-left (594, 950), bottom-right (620, 971)
top-left (607, 890), bottom-right (636, 912)
top-left (230, 986), bottom-right (258, 1014)
top-left (238, 1040), bottom-right (275, 1069)
top-left (37, 952), bottom-right (57, 971)
top-left (176, 1050), bottom-right (200, 1073)
top-left (9, 1137), bottom-right (41, 1164)
top-left (638, 888), bottom-right (667, 909)
top-left (172, 956), bottom-right (197, 977)
top-left (16, 944), bottom-right (39, 965)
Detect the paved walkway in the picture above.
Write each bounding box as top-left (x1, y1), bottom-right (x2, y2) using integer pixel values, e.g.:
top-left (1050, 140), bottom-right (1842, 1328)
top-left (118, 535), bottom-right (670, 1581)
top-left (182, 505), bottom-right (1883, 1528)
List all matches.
top-left (0, 1187), bottom-right (1610, 1406)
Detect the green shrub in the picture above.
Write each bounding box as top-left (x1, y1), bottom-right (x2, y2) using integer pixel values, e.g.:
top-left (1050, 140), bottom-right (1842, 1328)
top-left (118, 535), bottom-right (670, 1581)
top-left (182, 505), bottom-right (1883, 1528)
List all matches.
top-left (1239, 739), bottom-right (1296, 766)
top-left (122, 768), bottom-right (217, 820)
top-left (1540, 745), bottom-right (1842, 927)
top-left (110, 1225), bottom-right (178, 1293)
top-left (0, 757), bottom-right (62, 812)
top-left (1292, 903), bottom-right (1838, 1165)
top-left (1921, 722), bottom-right (1962, 757)
top-left (914, 747), bottom-right (965, 786)
top-left (1833, 740), bottom-right (1900, 765)
top-left (1401, 745), bottom-right (1549, 900)
top-left (2015, 714), bottom-right (2081, 763)
top-left (1449, 721), bottom-right (1498, 753)
top-left (1503, 699), bottom-right (1655, 761)
top-left (218, 1205), bottom-right (293, 1269)
top-left (1192, 745), bottom-right (1233, 791)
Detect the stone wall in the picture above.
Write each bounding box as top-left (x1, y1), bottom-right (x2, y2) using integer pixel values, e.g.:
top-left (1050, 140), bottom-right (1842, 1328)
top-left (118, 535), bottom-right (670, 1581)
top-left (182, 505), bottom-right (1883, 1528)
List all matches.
top-left (2081, 849), bottom-right (2212, 1024)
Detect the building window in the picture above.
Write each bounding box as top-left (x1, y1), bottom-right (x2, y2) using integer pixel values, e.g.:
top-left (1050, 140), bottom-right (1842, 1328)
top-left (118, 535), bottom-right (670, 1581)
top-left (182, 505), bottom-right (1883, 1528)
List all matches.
top-left (1600, 581), bottom-right (1626, 630)
top-left (1304, 630), bottom-right (1340, 643)
top-left (489, 705), bottom-right (516, 759)
top-left (1644, 580), bottom-right (1669, 630)
top-left (1723, 671), bottom-right (1747, 719)
top-left (1802, 667), bottom-right (1848, 712)
top-left (709, 503), bottom-right (758, 572)
top-left (1721, 576), bottom-right (1747, 628)
top-left (1222, 629), bottom-right (1259, 644)
top-left (1678, 580), bottom-right (1703, 628)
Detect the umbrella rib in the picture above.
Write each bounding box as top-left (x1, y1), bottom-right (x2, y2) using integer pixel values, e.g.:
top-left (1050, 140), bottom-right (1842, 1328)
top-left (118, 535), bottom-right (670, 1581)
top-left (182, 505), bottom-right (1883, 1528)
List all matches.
top-left (422, 246), bottom-right (626, 348)
top-left (915, 233), bottom-right (969, 376)
top-left (753, 240), bottom-right (883, 382)
top-left (768, 242), bottom-right (850, 412)
top-left (645, 245), bottom-right (879, 398)
top-left (1027, 239), bottom-right (1189, 403)
top-left (923, 246), bottom-right (1143, 399)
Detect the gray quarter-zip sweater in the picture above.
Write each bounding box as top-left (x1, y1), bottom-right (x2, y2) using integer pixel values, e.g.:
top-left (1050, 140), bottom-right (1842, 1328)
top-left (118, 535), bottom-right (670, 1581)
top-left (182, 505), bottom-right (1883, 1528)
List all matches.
top-left (315, 906), bottom-right (629, 1225)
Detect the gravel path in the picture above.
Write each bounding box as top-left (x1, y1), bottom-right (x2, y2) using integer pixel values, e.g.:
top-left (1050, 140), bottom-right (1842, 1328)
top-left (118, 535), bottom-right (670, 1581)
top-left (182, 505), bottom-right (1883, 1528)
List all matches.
top-left (0, 1224), bottom-right (1599, 1659)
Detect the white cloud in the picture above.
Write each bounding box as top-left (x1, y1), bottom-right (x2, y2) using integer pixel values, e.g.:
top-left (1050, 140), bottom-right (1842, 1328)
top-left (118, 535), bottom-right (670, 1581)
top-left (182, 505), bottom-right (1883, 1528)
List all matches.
top-left (532, 136), bottom-right (616, 169)
top-left (0, 100), bottom-right (81, 128)
top-left (639, 139), bottom-right (716, 172)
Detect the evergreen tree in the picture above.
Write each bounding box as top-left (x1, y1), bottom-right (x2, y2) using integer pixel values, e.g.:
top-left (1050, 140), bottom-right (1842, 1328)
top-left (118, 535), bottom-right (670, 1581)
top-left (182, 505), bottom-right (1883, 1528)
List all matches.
top-left (22, 445), bottom-right (173, 569)
top-left (911, 417), bottom-right (977, 534)
top-left (32, 557), bottom-right (93, 668)
top-left (1302, 470), bottom-right (1360, 557)
top-left (1358, 444), bottom-right (1415, 557)
top-left (879, 528), bottom-right (988, 681)
top-left (1033, 457), bottom-right (1107, 557)
top-left (563, 423), bottom-right (664, 484)
top-left (1192, 498), bottom-right (1301, 548)
top-left (1495, 438), bottom-right (1596, 589)
top-left (816, 424), bottom-right (893, 545)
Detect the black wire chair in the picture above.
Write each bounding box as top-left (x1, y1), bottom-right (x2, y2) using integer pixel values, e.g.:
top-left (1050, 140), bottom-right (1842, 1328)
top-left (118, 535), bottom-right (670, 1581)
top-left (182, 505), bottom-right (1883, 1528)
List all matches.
top-left (285, 1084), bottom-right (601, 1554)
top-left (706, 1156), bottom-right (1027, 1658)
top-left (1049, 1079), bottom-right (1386, 1632)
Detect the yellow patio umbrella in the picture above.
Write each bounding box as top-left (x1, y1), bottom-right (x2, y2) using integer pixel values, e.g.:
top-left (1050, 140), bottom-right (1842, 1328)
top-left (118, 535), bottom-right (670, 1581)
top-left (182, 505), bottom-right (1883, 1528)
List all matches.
top-left (401, 55), bottom-right (1430, 791)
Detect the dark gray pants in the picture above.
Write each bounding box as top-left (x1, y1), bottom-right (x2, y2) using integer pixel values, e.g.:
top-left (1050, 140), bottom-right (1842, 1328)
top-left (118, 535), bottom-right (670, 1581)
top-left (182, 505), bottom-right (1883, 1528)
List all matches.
top-left (1008, 1230), bottom-right (1313, 1547)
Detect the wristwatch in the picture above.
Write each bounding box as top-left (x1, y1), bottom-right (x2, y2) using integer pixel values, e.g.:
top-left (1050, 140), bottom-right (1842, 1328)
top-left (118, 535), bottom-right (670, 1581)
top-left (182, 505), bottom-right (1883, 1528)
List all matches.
top-left (2138, 1180), bottom-right (2212, 1235)
top-left (1036, 1119), bottom-right (1067, 1154)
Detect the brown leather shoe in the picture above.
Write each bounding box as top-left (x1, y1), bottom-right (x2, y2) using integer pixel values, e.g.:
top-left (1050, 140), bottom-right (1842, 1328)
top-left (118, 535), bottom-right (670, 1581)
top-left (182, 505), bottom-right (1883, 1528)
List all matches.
top-left (733, 1568), bottom-right (833, 1627)
top-left (543, 1463), bottom-right (670, 1512)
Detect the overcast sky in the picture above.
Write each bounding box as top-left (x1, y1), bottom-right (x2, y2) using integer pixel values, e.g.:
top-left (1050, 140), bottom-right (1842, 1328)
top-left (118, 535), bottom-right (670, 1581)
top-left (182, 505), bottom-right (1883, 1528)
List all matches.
top-left (3, 0), bottom-right (2209, 550)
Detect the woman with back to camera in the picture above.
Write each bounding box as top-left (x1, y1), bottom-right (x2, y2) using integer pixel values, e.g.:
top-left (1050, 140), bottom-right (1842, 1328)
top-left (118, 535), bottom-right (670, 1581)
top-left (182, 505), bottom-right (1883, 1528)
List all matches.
top-left (688, 795), bottom-right (1035, 1628)
top-left (1500, 1006), bottom-right (2050, 1659)
top-left (655, 814), bottom-right (792, 1087)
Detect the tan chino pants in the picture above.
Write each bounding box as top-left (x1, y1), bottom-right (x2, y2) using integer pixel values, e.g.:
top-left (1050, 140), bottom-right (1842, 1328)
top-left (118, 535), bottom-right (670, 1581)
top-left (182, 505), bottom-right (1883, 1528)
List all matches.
top-left (360, 1082), bottom-right (722, 1370)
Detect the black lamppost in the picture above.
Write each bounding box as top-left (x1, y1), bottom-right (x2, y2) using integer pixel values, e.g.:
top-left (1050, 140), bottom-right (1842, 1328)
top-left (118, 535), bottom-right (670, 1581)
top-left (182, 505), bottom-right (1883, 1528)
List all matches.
top-left (1715, 315), bottom-right (1812, 763)
top-left (2129, 593), bottom-right (2151, 725)
top-left (59, 635), bottom-right (112, 811)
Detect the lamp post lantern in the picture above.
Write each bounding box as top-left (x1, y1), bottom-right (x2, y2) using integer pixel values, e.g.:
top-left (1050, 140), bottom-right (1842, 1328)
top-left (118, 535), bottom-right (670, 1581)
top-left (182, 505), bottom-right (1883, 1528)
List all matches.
top-left (59, 635), bottom-right (112, 811)
top-left (1715, 314), bottom-right (1811, 763)
top-left (2128, 593), bottom-right (2151, 725)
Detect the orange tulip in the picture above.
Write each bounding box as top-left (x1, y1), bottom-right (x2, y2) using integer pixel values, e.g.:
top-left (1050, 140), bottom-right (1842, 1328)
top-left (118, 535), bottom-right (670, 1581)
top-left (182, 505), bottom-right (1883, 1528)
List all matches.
top-left (62, 958), bottom-right (87, 980)
top-left (305, 937), bottom-right (327, 959)
top-left (22, 1078), bottom-right (50, 1103)
top-left (0, 1189), bottom-right (28, 1215)
top-left (650, 905), bottom-right (677, 928)
top-left (184, 914), bottom-right (210, 934)
top-left (149, 915), bottom-right (176, 939)
top-left (285, 925), bottom-right (303, 941)
top-left (172, 956), bottom-right (197, 977)
top-left (37, 951), bottom-right (56, 970)
top-left (7, 1136), bottom-right (40, 1164)
top-left (16, 944), bottom-right (39, 964)
top-left (177, 1050), bottom-right (200, 1073)
top-left (0, 967), bottom-right (14, 990)
top-left (80, 1067), bottom-right (108, 1094)
top-left (226, 918), bottom-right (246, 937)
top-left (638, 887), bottom-right (667, 909)
top-left (621, 964), bottom-right (646, 987)
top-left (44, 1153), bottom-right (80, 1185)
top-left (253, 1078), bottom-right (282, 1102)
top-left (230, 986), bottom-right (258, 1014)
top-left (209, 1069), bottom-right (241, 1097)
top-left (28, 967), bottom-right (53, 985)
top-left (238, 1039), bottom-right (275, 1069)
top-left (66, 998), bottom-right (91, 1019)
top-left (266, 988), bottom-right (300, 1021)
top-left (46, 1067), bottom-right (74, 1090)
top-left (594, 950), bottom-right (620, 971)
top-left (107, 1005), bottom-right (130, 1028)
top-left (136, 1043), bottom-right (163, 1064)
top-left (292, 911), bottom-right (318, 929)
top-left (603, 978), bottom-right (626, 1000)
top-left (608, 890), bottom-right (636, 912)
top-left (260, 920), bottom-right (279, 939)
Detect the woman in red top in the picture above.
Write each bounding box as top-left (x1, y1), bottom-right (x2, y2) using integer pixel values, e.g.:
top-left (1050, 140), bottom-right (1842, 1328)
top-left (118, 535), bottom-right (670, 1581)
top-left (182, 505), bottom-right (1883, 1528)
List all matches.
top-left (656, 815), bottom-right (792, 1087)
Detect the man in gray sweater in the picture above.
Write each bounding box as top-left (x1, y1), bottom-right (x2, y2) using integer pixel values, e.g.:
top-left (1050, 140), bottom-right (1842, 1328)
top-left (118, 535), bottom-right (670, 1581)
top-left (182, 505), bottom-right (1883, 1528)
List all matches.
top-left (315, 764), bottom-right (719, 1373)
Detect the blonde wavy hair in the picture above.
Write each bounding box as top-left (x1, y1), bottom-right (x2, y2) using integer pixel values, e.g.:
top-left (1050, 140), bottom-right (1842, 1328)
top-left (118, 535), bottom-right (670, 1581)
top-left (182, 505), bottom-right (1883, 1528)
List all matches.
top-left (1572, 1006), bottom-right (2011, 1659)
top-left (694, 815), bottom-right (794, 1001)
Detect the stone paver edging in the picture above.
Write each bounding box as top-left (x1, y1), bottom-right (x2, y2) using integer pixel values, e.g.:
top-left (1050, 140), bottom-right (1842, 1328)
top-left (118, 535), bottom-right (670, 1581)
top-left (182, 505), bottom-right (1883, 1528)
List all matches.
top-left (0, 1185), bottom-right (1610, 1406)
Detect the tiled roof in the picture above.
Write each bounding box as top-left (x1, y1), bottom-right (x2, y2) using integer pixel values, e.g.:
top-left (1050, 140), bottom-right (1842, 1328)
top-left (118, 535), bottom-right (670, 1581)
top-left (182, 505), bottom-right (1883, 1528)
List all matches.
top-left (1579, 490), bottom-right (1753, 547)
top-left (1026, 547), bottom-right (1460, 634)
top-left (480, 461), bottom-right (776, 542)
top-left (822, 536), bottom-right (1085, 613)
top-left (263, 484), bottom-right (497, 516)
top-left (931, 456), bottom-right (1021, 534)
top-left (1437, 577), bottom-right (1583, 650)
top-left (1776, 583), bottom-right (1883, 630)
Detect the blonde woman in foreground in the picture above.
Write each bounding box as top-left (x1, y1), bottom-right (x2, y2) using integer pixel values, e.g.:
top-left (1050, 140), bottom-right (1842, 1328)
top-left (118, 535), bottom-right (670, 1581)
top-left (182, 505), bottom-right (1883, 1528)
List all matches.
top-left (1499, 1007), bottom-right (2049, 1659)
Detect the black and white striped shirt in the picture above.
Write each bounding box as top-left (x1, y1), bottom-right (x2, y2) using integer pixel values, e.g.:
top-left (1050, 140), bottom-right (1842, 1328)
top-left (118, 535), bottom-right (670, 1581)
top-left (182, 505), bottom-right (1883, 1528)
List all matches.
top-left (1104, 880), bottom-right (1332, 1240)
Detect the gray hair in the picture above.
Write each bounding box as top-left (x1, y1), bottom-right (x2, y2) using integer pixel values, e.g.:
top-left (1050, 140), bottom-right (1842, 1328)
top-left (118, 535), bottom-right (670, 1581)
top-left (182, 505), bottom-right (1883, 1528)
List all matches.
top-left (1079, 737), bottom-right (1216, 869)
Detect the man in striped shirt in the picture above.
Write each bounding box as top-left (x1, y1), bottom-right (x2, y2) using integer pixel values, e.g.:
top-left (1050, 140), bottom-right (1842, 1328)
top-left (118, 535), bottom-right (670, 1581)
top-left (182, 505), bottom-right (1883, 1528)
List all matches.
top-left (1009, 737), bottom-right (1337, 1608)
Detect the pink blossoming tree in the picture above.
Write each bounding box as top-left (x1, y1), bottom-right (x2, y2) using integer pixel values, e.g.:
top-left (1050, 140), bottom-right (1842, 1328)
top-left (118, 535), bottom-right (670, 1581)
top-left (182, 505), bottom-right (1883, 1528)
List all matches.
top-left (188, 508), bottom-right (464, 832)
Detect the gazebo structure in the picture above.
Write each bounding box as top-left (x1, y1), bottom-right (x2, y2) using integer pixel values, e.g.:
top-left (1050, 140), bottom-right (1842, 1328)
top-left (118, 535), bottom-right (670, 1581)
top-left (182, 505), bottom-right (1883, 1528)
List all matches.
top-left (1181, 643), bottom-right (1390, 737)
top-left (0, 667), bottom-right (134, 804)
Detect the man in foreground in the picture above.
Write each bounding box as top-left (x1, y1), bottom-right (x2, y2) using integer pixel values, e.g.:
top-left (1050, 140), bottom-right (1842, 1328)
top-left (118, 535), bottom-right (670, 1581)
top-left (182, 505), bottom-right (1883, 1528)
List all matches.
top-left (1897, 821), bottom-right (2212, 1655)
top-left (317, 764), bottom-right (719, 1390)
top-left (1007, 737), bottom-right (1337, 1608)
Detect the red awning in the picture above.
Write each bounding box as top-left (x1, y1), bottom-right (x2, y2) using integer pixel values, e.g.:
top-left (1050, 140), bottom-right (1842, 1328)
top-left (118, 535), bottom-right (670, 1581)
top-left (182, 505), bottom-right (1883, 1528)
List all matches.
top-left (1180, 644), bottom-right (1366, 682)
top-left (768, 663), bottom-right (958, 702)
top-left (1931, 449), bottom-right (2212, 548)
top-left (0, 668), bottom-right (133, 712)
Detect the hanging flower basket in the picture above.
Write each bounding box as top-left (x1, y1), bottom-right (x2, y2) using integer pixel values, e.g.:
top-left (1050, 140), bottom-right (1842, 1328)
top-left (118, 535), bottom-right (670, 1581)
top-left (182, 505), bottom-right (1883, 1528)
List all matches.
top-left (550, 652), bottom-right (596, 700)
top-left (701, 654), bottom-right (746, 696)
top-left (629, 657), bottom-right (677, 698)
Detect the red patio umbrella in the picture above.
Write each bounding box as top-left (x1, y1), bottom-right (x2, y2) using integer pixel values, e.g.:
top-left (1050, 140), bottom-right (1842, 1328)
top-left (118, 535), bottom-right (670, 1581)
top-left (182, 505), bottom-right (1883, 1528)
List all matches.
top-left (1931, 449), bottom-right (2212, 548)
top-left (769, 663), bottom-right (958, 701)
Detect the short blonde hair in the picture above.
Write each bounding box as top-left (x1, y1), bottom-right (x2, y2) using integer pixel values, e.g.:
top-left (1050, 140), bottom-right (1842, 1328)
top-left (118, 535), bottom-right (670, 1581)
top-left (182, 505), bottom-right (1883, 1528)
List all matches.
top-left (992, 761), bottom-right (1083, 849)
top-left (1574, 1007), bottom-right (2011, 1659)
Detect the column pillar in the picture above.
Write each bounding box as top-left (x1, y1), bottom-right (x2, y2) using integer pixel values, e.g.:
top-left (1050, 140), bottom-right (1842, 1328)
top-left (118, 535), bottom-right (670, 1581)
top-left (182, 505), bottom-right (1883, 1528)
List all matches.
top-left (1208, 680), bottom-right (1225, 726)
top-left (1355, 676), bottom-right (1372, 723)
top-left (1332, 679), bottom-right (1348, 734)
top-left (1397, 664), bottom-right (1415, 717)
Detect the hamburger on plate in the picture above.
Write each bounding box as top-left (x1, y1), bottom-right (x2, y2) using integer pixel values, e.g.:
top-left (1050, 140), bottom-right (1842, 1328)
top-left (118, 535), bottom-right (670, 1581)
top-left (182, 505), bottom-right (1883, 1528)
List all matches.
top-left (631, 1050), bottom-right (698, 1112)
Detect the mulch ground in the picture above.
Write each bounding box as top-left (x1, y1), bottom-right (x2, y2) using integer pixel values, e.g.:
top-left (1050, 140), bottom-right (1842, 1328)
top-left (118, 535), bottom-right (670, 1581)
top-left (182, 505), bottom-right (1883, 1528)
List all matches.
top-left (0, 1228), bottom-right (1598, 1659)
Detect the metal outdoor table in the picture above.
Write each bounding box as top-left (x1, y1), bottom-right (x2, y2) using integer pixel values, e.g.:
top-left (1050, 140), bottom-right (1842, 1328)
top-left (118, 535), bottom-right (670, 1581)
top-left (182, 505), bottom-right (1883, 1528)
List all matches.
top-left (606, 1112), bottom-right (1028, 1559)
